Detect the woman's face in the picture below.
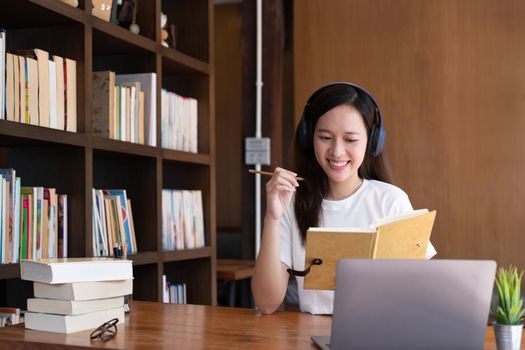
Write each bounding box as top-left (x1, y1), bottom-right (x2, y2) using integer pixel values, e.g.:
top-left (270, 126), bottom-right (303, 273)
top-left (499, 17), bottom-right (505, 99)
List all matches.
top-left (313, 104), bottom-right (368, 189)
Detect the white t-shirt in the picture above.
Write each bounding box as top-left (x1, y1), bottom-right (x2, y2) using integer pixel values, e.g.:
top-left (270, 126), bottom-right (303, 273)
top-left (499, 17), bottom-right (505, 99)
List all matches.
top-left (279, 179), bottom-right (437, 314)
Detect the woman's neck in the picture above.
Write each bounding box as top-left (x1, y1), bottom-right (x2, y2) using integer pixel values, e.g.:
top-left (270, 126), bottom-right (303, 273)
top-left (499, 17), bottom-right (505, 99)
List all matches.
top-left (326, 175), bottom-right (363, 201)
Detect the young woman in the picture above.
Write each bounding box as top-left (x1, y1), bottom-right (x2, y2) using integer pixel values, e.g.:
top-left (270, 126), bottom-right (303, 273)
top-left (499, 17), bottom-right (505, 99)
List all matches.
top-left (251, 82), bottom-right (436, 315)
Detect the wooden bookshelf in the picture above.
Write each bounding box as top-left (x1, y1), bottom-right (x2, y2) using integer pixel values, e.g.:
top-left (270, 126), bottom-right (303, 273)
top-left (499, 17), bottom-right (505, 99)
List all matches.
top-left (0, 0), bottom-right (216, 308)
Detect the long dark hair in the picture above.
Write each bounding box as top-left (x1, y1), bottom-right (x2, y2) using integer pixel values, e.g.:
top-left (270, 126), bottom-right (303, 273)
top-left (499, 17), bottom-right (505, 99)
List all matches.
top-left (294, 83), bottom-right (393, 245)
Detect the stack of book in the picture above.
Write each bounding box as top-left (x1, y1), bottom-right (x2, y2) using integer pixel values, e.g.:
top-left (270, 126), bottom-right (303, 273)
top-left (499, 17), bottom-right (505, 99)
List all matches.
top-left (20, 258), bottom-right (132, 333)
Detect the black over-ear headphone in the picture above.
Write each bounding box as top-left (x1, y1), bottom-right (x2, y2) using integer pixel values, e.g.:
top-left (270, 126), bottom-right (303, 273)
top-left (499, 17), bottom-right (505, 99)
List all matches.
top-left (297, 82), bottom-right (385, 157)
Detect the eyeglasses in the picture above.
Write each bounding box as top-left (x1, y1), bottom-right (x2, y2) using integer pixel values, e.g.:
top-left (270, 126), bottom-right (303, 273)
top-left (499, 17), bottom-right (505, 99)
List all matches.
top-left (90, 318), bottom-right (119, 342)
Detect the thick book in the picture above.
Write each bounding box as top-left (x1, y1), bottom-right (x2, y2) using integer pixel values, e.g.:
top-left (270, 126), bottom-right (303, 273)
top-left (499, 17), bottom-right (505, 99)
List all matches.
top-left (303, 209), bottom-right (436, 290)
top-left (34, 278), bottom-right (133, 301)
top-left (27, 296), bottom-right (124, 315)
top-left (25, 306), bottom-right (125, 333)
top-left (21, 257), bottom-right (132, 284)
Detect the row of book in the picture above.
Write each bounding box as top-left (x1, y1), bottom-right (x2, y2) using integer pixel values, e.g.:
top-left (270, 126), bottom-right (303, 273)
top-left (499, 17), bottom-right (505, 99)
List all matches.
top-left (161, 89), bottom-right (199, 153)
top-left (0, 33), bottom-right (77, 131)
top-left (92, 71), bottom-right (157, 146)
top-left (162, 189), bottom-right (205, 251)
top-left (21, 258), bottom-right (132, 333)
top-left (0, 168), bottom-right (68, 264)
top-left (162, 275), bottom-right (187, 304)
top-left (92, 189), bottom-right (138, 256)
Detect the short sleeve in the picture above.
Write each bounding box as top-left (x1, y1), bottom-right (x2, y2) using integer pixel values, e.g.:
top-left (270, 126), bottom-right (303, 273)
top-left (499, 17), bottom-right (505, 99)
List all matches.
top-left (388, 193), bottom-right (414, 214)
top-left (279, 204), bottom-right (294, 269)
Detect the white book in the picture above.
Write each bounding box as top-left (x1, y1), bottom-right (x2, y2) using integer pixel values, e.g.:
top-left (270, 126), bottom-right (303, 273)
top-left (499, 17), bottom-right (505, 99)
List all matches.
top-left (48, 60), bottom-right (57, 129)
top-left (34, 279), bottom-right (133, 301)
top-left (25, 306), bottom-right (125, 334)
top-left (27, 296), bottom-right (124, 315)
top-left (0, 30), bottom-right (5, 119)
top-left (21, 257), bottom-right (133, 283)
top-left (52, 55), bottom-right (65, 130)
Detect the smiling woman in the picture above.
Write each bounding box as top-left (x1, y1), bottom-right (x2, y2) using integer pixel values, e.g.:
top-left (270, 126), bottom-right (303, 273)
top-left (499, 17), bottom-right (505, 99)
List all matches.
top-left (251, 82), bottom-right (437, 315)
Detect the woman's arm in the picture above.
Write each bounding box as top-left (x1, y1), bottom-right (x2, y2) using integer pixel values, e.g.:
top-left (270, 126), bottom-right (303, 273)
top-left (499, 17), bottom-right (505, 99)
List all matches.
top-left (251, 168), bottom-right (299, 314)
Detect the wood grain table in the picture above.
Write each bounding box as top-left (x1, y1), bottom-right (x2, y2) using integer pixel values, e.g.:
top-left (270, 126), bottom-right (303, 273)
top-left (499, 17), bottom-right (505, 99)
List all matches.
top-left (0, 301), bottom-right (520, 349)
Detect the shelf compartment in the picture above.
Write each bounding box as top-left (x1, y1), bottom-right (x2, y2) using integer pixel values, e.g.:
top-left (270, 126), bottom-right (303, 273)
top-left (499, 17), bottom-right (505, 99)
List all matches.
top-left (162, 246), bottom-right (211, 262)
top-left (161, 0), bottom-right (209, 63)
top-left (0, 0), bottom-right (86, 29)
top-left (93, 151), bottom-right (157, 252)
top-left (133, 263), bottom-right (158, 302)
top-left (163, 257), bottom-right (212, 305)
top-left (2, 145), bottom-right (86, 257)
top-left (161, 47), bottom-right (209, 76)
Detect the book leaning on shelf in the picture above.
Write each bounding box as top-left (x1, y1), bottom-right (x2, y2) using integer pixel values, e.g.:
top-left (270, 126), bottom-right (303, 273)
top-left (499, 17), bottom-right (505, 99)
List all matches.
top-left (92, 188), bottom-right (137, 256)
top-left (21, 258), bottom-right (132, 333)
top-left (301, 209), bottom-right (437, 290)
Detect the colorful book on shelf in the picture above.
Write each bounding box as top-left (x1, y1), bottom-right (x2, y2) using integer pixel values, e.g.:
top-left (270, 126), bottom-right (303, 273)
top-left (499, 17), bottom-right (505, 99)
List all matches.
top-left (21, 257), bottom-right (133, 284)
top-left (101, 189), bottom-right (134, 254)
top-left (28, 296), bottom-right (124, 315)
top-left (33, 279), bottom-right (133, 301)
top-left (25, 306), bottom-right (125, 334)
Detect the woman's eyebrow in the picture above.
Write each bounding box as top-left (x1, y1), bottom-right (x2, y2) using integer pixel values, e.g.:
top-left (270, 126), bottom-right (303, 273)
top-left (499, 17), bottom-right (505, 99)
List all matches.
top-left (316, 128), bottom-right (361, 135)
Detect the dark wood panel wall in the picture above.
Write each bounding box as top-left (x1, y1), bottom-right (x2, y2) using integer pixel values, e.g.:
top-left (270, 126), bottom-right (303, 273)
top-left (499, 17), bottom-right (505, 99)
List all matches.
top-left (294, 0), bottom-right (525, 268)
top-left (215, 4), bottom-right (243, 230)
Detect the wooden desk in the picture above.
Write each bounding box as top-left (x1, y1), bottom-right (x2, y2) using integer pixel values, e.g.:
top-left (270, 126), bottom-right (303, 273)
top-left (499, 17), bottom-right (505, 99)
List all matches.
top-left (217, 259), bottom-right (255, 306)
top-left (0, 301), bottom-right (520, 349)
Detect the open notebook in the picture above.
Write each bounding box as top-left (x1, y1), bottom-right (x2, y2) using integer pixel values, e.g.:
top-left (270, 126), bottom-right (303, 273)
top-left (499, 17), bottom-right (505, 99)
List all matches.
top-left (303, 209), bottom-right (436, 290)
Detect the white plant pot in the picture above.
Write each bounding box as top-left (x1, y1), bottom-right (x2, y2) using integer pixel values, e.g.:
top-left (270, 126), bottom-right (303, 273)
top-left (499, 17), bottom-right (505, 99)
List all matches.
top-left (494, 322), bottom-right (523, 350)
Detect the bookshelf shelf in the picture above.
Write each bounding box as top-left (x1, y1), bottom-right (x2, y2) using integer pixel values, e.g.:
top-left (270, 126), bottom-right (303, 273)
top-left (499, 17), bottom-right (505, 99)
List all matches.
top-left (161, 149), bottom-right (211, 165)
top-left (0, 120), bottom-right (88, 147)
top-left (162, 246), bottom-right (212, 263)
top-left (92, 20), bottom-right (157, 55)
top-left (0, 264), bottom-right (22, 279)
top-left (91, 136), bottom-right (158, 158)
top-left (161, 47), bottom-right (210, 75)
top-left (130, 252), bottom-right (159, 266)
top-left (0, 0), bottom-right (216, 308)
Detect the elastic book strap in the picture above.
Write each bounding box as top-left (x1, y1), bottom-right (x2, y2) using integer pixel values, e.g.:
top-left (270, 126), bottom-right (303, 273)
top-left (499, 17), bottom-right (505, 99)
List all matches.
top-left (287, 258), bottom-right (323, 277)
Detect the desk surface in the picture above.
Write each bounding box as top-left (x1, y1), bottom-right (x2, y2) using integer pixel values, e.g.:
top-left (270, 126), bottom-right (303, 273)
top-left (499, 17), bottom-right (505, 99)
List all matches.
top-left (0, 301), bottom-right (519, 349)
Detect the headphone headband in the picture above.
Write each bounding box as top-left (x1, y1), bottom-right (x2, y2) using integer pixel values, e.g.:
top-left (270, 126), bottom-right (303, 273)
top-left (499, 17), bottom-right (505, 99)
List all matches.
top-left (298, 82), bottom-right (385, 156)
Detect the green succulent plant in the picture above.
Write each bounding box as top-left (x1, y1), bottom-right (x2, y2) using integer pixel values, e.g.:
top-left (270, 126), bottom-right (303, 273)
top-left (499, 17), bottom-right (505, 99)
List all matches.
top-left (493, 266), bottom-right (525, 325)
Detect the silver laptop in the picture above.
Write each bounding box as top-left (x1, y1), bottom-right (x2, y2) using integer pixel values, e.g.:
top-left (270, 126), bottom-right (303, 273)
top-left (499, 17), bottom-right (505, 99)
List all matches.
top-left (312, 259), bottom-right (496, 350)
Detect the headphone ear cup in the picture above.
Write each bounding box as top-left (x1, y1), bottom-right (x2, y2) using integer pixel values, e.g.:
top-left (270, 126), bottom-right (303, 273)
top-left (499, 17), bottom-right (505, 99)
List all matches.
top-left (298, 117), bottom-right (309, 149)
top-left (368, 124), bottom-right (386, 156)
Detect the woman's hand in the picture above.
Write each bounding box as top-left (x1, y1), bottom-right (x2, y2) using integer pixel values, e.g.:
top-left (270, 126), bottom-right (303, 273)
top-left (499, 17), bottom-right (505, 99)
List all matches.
top-left (265, 167), bottom-right (300, 221)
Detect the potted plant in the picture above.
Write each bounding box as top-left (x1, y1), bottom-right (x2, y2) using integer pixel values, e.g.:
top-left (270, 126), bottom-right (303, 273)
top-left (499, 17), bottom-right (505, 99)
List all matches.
top-left (493, 265), bottom-right (525, 350)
